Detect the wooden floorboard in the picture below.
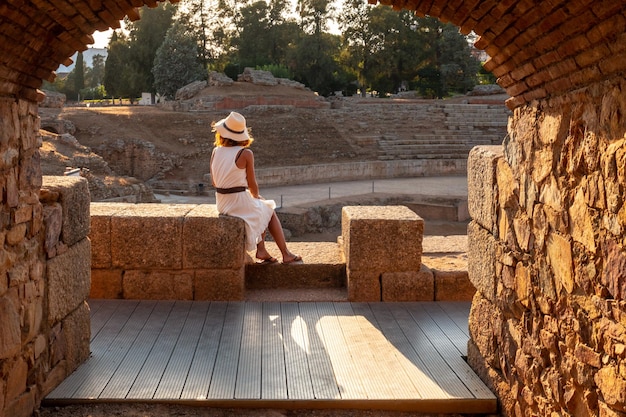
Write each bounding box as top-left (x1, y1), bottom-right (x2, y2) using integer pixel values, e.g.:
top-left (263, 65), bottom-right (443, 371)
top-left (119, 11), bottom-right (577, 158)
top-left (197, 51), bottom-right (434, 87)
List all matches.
top-left (45, 300), bottom-right (497, 413)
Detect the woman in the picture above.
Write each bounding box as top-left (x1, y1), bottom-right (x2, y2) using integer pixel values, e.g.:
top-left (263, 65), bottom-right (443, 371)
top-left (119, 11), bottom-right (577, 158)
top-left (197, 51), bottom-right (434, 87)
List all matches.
top-left (210, 111), bottom-right (302, 264)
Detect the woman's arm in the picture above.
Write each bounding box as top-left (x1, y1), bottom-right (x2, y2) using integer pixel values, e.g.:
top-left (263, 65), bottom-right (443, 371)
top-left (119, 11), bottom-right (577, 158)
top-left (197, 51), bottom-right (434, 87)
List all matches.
top-left (237, 149), bottom-right (261, 198)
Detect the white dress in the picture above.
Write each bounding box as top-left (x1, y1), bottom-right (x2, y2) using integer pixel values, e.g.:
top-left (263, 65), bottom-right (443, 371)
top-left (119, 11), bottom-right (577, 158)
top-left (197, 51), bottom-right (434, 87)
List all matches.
top-left (211, 146), bottom-right (276, 251)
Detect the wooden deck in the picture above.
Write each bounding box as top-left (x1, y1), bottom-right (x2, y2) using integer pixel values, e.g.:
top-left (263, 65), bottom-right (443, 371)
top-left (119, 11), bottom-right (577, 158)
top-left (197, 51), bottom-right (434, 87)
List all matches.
top-left (45, 300), bottom-right (497, 413)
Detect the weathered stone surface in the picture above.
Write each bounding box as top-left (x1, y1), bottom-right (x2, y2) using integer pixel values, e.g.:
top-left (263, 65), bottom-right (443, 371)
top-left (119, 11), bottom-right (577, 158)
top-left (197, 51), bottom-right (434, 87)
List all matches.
top-left (467, 146), bottom-right (502, 235)
top-left (546, 231), bottom-right (574, 294)
top-left (61, 301), bottom-right (91, 373)
top-left (90, 269), bottom-right (123, 299)
top-left (601, 239), bottom-right (626, 300)
top-left (123, 270), bottom-right (193, 300)
top-left (381, 265), bottom-right (434, 301)
top-left (595, 366), bottom-right (626, 410)
top-left (42, 176), bottom-right (90, 247)
top-left (175, 80), bottom-right (207, 100)
top-left (40, 90), bottom-right (66, 108)
top-left (342, 205), bottom-right (423, 272)
top-left (43, 203), bottom-right (62, 258)
top-left (89, 203), bottom-right (131, 268)
top-left (111, 204), bottom-right (194, 269)
top-left (183, 205), bottom-right (245, 269)
top-left (208, 71), bottom-right (234, 86)
top-left (347, 270), bottom-right (380, 302)
top-left (434, 270), bottom-right (475, 301)
top-left (0, 296), bottom-right (21, 360)
top-left (46, 238), bottom-right (91, 325)
top-left (467, 221), bottom-right (497, 301)
top-left (194, 269), bottom-right (244, 301)
top-left (237, 67), bottom-right (277, 86)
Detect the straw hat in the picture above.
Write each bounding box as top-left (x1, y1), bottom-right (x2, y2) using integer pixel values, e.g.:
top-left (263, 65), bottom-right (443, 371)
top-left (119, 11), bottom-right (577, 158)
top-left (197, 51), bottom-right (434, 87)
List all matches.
top-left (213, 111), bottom-right (250, 142)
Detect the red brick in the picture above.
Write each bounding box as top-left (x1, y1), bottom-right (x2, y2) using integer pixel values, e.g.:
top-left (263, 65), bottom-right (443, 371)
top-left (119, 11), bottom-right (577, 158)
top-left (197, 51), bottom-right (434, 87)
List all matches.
top-left (510, 61), bottom-right (536, 81)
top-left (591, 2), bottom-right (626, 19)
top-left (497, 73), bottom-right (515, 88)
top-left (523, 86), bottom-right (548, 102)
top-left (492, 24), bottom-right (520, 48)
top-left (587, 14), bottom-right (626, 43)
top-left (533, 50), bottom-right (562, 71)
top-left (506, 95), bottom-right (525, 110)
top-left (538, 6), bottom-right (570, 35)
top-left (559, 9), bottom-right (595, 37)
top-left (599, 51), bottom-right (626, 75)
top-left (569, 65), bottom-right (603, 87)
top-left (556, 32), bottom-right (590, 59)
top-left (575, 44), bottom-right (612, 68)
top-left (608, 33), bottom-right (626, 54)
top-left (544, 76), bottom-right (573, 95)
top-left (506, 80), bottom-right (530, 97)
top-left (526, 68), bottom-right (553, 88)
top-left (547, 58), bottom-right (578, 80)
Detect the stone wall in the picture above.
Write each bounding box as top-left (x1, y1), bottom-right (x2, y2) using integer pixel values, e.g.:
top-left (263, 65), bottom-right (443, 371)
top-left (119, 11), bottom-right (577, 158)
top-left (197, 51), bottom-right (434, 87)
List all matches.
top-left (467, 76), bottom-right (626, 416)
top-left (89, 203), bottom-right (247, 301)
top-left (0, 89), bottom-right (90, 417)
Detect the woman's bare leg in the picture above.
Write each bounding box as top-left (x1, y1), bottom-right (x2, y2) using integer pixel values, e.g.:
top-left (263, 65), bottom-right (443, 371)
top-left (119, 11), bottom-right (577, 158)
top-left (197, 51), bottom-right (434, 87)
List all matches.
top-left (255, 232), bottom-right (273, 261)
top-left (267, 212), bottom-right (300, 263)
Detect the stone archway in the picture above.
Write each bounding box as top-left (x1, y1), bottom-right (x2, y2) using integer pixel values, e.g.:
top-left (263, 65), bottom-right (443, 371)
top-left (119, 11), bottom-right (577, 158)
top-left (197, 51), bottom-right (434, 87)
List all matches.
top-left (1, 1), bottom-right (626, 416)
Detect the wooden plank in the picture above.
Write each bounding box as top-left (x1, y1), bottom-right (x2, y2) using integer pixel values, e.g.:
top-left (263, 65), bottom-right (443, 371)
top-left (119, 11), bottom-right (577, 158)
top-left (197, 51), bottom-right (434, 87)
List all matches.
top-left (261, 302), bottom-right (287, 399)
top-left (387, 303), bottom-right (474, 399)
top-left (72, 301), bottom-right (158, 399)
top-left (406, 303), bottom-right (496, 400)
top-left (235, 302), bottom-right (263, 399)
top-left (350, 303), bottom-right (424, 399)
top-left (47, 300), bottom-right (140, 398)
top-left (437, 301), bottom-right (471, 338)
top-left (314, 302), bottom-right (366, 399)
top-left (333, 303), bottom-right (396, 399)
top-left (180, 302), bottom-right (228, 400)
top-left (207, 302), bottom-right (245, 399)
top-left (297, 303), bottom-right (340, 400)
top-left (126, 301), bottom-right (193, 399)
top-left (153, 301), bottom-right (211, 399)
top-left (420, 302), bottom-right (469, 355)
top-left (99, 301), bottom-right (175, 399)
top-left (367, 303), bottom-right (449, 399)
top-left (281, 302), bottom-right (314, 400)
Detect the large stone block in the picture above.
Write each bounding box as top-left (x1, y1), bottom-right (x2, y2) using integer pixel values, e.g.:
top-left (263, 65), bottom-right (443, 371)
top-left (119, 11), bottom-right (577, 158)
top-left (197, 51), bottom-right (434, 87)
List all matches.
top-left (111, 204), bottom-right (194, 269)
top-left (347, 269), bottom-right (380, 302)
top-left (381, 265), bottom-right (434, 301)
top-left (90, 269), bottom-right (123, 299)
top-left (183, 205), bottom-right (245, 269)
top-left (195, 269), bottom-right (245, 301)
top-left (60, 301), bottom-right (90, 372)
top-left (90, 203), bottom-right (132, 268)
top-left (467, 221), bottom-right (497, 302)
top-left (42, 176), bottom-right (90, 246)
top-left (434, 270), bottom-right (476, 301)
top-left (47, 238), bottom-right (91, 325)
top-left (467, 146), bottom-right (503, 234)
top-left (123, 270), bottom-right (193, 300)
top-left (342, 205), bottom-right (423, 272)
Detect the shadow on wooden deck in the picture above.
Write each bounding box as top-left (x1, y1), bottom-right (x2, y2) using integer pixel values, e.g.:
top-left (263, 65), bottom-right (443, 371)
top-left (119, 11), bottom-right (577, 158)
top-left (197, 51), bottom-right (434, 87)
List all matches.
top-left (44, 300), bottom-right (496, 414)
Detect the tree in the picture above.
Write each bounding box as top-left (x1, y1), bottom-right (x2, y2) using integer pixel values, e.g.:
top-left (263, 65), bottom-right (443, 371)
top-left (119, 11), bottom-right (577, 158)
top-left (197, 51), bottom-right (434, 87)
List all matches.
top-left (153, 22), bottom-right (206, 99)
top-left (74, 52), bottom-right (85, 100)
top-left (104, 30), bottom-right (132, 102)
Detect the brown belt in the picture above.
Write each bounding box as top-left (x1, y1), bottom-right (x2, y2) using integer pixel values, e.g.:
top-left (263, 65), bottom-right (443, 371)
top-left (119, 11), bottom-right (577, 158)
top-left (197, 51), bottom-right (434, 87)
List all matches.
top-left (215, 186), bottom-right (247, 194)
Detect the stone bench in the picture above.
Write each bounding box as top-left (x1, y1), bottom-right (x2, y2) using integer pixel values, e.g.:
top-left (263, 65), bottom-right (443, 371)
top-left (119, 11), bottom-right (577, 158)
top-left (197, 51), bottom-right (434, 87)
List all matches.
top-left (90, 203), bottom-right (246, 300)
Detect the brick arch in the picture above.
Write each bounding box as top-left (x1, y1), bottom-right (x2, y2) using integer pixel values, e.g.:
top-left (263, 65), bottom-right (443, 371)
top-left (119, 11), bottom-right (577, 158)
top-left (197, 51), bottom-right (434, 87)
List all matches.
top-left (1, 1), bottom-right (625, 108)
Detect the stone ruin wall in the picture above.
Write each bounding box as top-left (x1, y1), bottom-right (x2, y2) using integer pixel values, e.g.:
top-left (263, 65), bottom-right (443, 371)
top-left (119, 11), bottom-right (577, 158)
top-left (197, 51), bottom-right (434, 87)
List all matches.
top-left (467, 75), bottom-right (626, 416)
top-left (0, 98), bottom-right (91, 417)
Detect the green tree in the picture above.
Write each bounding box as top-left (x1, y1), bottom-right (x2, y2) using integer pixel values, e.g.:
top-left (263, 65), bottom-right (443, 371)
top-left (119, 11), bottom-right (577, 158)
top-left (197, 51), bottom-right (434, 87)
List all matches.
top-left (152, 22), bottom-right (206, 99)
top-left (74, 52), bottom-right (85, 100)
top-left (104, 30), bottom-right (132, 102)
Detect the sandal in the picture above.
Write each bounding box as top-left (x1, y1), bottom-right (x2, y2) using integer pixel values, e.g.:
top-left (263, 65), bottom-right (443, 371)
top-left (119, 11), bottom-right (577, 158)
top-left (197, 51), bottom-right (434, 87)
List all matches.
top-left (257, 257), bottom-right (278, 265)
top-left (282, 255), bottom-right (302, 265)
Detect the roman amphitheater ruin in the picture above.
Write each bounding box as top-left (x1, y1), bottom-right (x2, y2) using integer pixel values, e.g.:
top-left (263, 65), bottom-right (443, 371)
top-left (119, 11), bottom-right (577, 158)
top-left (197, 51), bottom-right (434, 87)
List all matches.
top-left (1, 1), bottom-right (626, 416)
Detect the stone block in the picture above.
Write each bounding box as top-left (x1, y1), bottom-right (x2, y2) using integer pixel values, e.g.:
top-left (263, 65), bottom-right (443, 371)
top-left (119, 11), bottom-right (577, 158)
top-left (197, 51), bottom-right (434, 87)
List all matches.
top-left (42, 176), bottom-right (90, 246)
top-left (342, 205), bottom-right (423, 272)
top-left (0, 295), bottom-right (21, 360)
top-left (183, 205), bottom-right (245, 269)
top-left (47, 238), bottom-right (91, 325)
top-left (467, 146), bottom-right (503, 234)
top-left (347, 269), bottom-right (380, 302)
top-left (467, 221), bottom-right (497, 302)
top-left (61, 301), bottom-right (90, 372)
top-left (195, 269), bottom-right (245, 301)
top-left (434, 270), bottom-right (476, 301)
top-left (90, 203), bottom-right (132, 268)
top-left (381, 265), bottom-right (434, 301)
top-left (111, 204), bottom-right (194, 269)
top-left (90, 269), bottom-right (123, 299)
top-left (123, 270), bottom-right (193, 300)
